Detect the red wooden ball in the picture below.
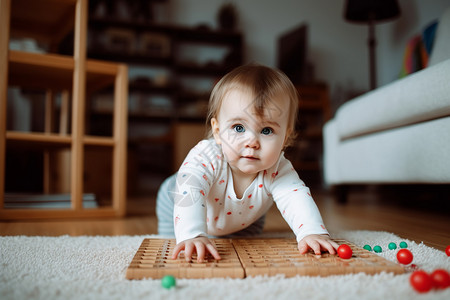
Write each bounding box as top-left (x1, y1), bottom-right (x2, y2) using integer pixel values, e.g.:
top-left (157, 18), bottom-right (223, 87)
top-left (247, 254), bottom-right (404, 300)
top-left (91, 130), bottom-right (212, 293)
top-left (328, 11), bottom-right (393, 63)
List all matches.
top-left (446, 245), bottom-right (450, 256)
top-left (430, 269), bottom-right (450, 289)
top-left (397, 248), bottom-right (413, 265)
top-left (337, 244), bottom-right (353, 259)
top-left (410, 270), bottom-right (433, 293)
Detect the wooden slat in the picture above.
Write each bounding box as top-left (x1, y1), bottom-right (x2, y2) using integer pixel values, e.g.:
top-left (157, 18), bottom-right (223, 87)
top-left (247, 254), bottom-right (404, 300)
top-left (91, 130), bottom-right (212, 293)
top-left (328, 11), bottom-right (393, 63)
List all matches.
top-left (43, 90), bottom-right (55, 193)
top-left (112, 64), bottom-right (128, 217)
top-left (9, 50), bottom-right (74, 70)
top-left (6, 131), bottom-right (72, 144)
top-left (84, 136), bottom-right (115, 147)
top-left (59, 90), bottom-right (70, 135)
top-left (86, 60), bottom-right (120, 75)
top-left (70, 0), bottom-right (87, 211)
top-left (0, 0), bottom-right (11, 211)
top-left (9, 51), bottom-right (118, 95)
top-left (5, 132), bottom-right (118, 148)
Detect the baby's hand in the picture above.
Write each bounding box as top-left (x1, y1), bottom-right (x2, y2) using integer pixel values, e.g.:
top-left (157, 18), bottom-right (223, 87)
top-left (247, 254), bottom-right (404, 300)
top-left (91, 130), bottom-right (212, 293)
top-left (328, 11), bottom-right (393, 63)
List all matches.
top-left (172, 236), bottom-right (221, 262)
top-left (298, 234), bottom-right (339, 255)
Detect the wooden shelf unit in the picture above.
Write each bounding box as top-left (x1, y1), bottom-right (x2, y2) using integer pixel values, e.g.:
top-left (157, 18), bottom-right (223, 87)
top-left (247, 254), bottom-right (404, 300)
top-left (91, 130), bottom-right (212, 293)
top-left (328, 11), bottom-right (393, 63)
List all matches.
top-left (0, 0), bottom-right (129, 219)
top-left (285, 84), bottom-right (331, 186)
top-left (85, 5), bottom-right (244, 194)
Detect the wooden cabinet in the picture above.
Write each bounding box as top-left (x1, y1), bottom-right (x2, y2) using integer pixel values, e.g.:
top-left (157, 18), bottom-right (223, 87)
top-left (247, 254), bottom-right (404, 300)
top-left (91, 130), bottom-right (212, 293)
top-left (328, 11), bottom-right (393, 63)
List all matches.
top-left (285, 84), bottom-right (331, 187)
top-left (0, 0), bottom-right (128, 219)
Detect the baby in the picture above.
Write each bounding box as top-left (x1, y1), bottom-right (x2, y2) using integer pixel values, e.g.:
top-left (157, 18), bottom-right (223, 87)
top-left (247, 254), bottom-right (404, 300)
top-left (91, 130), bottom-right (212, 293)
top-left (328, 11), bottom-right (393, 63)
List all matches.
top-left (156, 64), bottom-right (338, 262)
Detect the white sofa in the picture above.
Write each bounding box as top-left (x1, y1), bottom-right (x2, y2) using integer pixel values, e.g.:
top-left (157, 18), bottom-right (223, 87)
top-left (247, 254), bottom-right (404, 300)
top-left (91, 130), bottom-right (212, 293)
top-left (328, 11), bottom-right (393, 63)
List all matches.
top-left (323, 7), bottom-right (450, 201)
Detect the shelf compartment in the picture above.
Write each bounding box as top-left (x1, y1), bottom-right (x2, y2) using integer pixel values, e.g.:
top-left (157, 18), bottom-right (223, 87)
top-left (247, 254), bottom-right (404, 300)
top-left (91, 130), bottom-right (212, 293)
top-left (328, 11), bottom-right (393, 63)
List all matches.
top-left (88, 51), bottom-right (173, 67)
top-left (8, 50), bottom-right (121, 92)
top-left (8, 51), bottom-right (74, 90)
top-left (175, 27), bottom-right (242, 46)
top-left (11, 0), bottom-right (77, 47)
top-left (88, 18), bottom-right (243, 46)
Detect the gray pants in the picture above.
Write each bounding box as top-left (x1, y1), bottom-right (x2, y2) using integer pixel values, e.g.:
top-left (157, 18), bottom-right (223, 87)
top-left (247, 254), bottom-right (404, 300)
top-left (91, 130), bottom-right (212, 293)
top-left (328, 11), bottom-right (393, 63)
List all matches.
top-left (156, 173), bottom-right (266, 237)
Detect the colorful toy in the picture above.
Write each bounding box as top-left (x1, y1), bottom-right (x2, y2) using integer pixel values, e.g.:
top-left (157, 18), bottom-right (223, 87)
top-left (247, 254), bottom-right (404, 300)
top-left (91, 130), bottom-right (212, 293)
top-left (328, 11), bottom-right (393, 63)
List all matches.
top-left (337, 244), bottom-right (353, 259)
top-left (363, 245), bottom-right (372, 251)
top-left (373, 245), bottom-right (382, 253)
top-left (388, 242), bottom-right (397, 250)
top-left (430, 269), bottom-right (450, 289)
top-left (125, 238), bottom-right (405, 279)
top-left (397, 249), bottom-right (413, 265)
top-left (410, 270), bottom-right (433, 293)
top-left (161, 275), bottom-right (176, 289)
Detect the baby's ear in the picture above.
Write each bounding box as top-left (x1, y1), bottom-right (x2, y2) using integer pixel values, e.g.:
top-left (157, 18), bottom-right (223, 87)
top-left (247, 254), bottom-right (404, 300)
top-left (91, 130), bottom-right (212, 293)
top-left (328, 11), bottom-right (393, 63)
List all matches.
top-left (211, 118), bottom-right (222, 145)
top-left (283, 128), bottom-right (292, 147)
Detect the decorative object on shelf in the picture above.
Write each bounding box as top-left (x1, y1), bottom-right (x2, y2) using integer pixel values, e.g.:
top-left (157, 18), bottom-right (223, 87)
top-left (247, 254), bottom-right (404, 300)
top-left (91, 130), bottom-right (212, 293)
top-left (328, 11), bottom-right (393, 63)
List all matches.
top-left (138, 33), bottom-right (171, 57)
top-left (130, 0), bottom-right (154, 23)
top-left (104, 28), bottom-right (136, 54)
top-left (217, 2), bottom-right (238, 31)
top-left (344, 0), bottom-right (401, 90)
top-left (9, 38), bottom-right (45, 53)
top-left (112, 0), bottom-right (133, 21)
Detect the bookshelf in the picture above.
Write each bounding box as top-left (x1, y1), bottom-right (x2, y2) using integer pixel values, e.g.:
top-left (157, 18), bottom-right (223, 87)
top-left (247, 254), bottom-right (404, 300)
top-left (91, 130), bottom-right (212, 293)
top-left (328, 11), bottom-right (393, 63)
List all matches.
top-left (0, 0), bottom-right (128, 219)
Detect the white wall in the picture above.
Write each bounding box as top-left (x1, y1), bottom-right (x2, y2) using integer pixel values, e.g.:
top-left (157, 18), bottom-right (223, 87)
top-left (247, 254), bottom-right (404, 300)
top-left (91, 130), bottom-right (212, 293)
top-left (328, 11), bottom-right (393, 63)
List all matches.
top-left (167, 0), bottom-right (449, 110)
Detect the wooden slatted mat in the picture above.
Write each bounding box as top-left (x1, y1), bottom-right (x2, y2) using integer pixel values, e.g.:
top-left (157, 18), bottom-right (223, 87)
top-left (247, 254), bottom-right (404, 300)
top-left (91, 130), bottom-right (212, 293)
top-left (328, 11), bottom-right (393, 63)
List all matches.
top-left (126, 238), bottom-right (405, 279)
top-left (233, 238), bottom-right (405, 277)
top-left (126, 239), bottom-right (244, 279)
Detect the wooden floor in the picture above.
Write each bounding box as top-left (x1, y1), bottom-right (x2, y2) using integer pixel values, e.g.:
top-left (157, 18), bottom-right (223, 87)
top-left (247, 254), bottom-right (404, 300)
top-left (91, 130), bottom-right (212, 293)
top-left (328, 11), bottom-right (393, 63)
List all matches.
top-left (0, 186), bottom-right (449, 251)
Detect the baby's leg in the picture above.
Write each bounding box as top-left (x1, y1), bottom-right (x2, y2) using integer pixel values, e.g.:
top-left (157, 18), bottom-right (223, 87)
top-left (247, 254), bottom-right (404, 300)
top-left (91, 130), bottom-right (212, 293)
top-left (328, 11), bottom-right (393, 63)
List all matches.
top-left (156, 173), bottom-right (177, 236)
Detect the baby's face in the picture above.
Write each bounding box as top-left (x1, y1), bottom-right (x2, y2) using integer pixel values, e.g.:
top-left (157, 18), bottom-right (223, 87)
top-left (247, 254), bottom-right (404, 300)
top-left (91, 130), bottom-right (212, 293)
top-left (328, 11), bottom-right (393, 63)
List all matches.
top-left (211, 89), bottom-right (290, 177)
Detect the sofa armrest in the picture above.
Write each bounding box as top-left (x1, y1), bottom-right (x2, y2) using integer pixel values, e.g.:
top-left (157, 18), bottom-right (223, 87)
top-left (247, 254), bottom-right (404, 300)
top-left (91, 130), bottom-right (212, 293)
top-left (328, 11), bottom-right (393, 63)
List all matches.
top-left (335, 58), bottom-right (450, 140)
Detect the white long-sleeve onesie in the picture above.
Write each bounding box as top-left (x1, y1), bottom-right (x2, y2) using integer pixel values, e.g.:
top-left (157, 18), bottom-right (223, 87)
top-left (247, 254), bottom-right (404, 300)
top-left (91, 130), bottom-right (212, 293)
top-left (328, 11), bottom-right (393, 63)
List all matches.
top-left (173, 139), bottom-right (329, 244)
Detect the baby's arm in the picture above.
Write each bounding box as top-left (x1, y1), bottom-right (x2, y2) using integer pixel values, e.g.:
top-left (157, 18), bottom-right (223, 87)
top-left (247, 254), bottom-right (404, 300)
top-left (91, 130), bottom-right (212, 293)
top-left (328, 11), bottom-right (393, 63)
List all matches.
top-left (172, 236), bottom-right (221, 262)
top-left (270, 157), bottom-right (335, 253)
top-left (173, 140), bottom-right (220, 248)
top-left (298, 234), bottom-right (339, 255)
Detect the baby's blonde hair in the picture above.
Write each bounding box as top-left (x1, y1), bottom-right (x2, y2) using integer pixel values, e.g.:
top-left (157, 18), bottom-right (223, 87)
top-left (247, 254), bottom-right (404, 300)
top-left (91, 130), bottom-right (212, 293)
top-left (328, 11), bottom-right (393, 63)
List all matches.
top-left (206, 63), bottom-right (299, 147)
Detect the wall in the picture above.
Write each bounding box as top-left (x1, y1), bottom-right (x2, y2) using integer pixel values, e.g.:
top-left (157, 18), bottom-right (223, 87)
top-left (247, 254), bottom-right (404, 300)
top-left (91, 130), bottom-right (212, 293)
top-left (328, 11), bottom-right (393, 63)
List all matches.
top-left (167, 0), bottom-right (449, 111)
top-left (378, 0), bottom-right (449, 85)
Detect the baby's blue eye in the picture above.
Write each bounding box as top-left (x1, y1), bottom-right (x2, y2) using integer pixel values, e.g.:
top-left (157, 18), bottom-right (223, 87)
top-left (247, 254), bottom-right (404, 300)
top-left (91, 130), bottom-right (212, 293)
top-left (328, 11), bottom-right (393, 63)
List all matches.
top-left (233, 124), bottom-right (245, 133)
top-left (261, 127), bottom-right (273, 135)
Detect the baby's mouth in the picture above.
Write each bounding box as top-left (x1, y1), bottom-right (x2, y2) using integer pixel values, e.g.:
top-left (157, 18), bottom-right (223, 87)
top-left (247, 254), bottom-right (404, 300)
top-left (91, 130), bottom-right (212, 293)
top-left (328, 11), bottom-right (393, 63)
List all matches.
top-left (242, 155), bottom-right (259, 160)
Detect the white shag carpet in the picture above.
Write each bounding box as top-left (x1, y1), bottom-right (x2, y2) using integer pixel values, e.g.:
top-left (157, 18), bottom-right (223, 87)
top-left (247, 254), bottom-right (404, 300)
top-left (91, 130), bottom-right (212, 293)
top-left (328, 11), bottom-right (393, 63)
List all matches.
top-left (1, 231), bottom-right (449, 300)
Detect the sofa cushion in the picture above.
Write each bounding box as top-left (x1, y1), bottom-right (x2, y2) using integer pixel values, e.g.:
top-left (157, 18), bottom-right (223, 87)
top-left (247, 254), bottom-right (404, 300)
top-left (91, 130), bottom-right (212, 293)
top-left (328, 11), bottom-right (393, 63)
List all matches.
top-left (327, 116), bottom-right (450, 184)
top-left (335, 58), bottom-right (450, 140)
